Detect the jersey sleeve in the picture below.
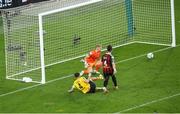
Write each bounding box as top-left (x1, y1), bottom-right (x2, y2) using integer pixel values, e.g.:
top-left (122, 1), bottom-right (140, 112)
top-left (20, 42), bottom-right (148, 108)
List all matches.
top-left (72, 82), bottom-right (76, 89)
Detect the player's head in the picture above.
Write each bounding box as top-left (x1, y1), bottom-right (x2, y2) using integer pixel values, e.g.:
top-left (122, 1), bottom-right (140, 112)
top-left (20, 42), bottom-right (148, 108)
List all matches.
top-left (107, 45), bottom-right (112, 52)
top-left (96, 45), bottom-right (101, 51)
top-left (74, 72), bottom-right (80, 78)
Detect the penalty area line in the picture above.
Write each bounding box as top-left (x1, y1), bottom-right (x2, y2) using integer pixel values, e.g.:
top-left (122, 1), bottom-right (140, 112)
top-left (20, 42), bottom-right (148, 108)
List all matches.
top-left (0, 44), bottom-right (179, 98)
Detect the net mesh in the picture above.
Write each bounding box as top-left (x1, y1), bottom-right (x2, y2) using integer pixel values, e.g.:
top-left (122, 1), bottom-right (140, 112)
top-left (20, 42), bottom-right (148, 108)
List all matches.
top-left (43, 0), bottom-right (129, 66)
top-left (133, 0), bottom-right (172, 45)
top-left (2, 10), bottom-right (41, 82)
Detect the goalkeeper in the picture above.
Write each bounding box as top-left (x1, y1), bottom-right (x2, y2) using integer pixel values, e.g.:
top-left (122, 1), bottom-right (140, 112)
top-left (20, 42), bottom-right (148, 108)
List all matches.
top-left (80, 45), bottom-right (102, 78)
top-left (68, 72), bottom-right (104, 94)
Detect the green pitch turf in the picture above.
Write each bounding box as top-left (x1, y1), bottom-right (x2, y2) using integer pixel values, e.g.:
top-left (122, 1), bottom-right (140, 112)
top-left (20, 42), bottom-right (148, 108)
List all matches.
top-left (0, 0), bottom-right (180, 113)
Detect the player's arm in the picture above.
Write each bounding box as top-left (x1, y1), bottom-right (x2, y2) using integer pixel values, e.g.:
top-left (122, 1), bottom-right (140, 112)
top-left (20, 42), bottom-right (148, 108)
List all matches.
top-left (68, 85), bottom-right (75, 93)
top-left (84, 51), bottom-right (93, 60)
top-left (112, 56), bottom-right (117, 74)
top-left (113, 63), bottom-right (117, 74)
top-left (81, 52), bottom-right (92, 62)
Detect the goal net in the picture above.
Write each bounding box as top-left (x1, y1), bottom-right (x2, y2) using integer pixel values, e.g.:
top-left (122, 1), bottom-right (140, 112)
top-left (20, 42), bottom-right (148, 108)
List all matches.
top-left (1, 0), bottom-right (175, 83)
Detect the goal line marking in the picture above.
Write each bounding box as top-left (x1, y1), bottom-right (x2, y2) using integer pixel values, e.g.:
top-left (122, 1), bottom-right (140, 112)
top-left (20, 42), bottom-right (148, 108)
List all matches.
top-left (0, 44), bottom-right (179, 98)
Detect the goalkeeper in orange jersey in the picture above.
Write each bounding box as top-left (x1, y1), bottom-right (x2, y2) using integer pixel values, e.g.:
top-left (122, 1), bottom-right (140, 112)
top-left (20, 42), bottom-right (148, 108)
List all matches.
top-left (80, 45), bottom-right (102, 78)
top-left (68, 72), bottom-right (104, 94)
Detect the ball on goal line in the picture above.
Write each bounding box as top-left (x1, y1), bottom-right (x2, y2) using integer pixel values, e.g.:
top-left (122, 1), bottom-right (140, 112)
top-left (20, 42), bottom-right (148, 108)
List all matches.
top-left (147, 52), bottom-right (154, 59)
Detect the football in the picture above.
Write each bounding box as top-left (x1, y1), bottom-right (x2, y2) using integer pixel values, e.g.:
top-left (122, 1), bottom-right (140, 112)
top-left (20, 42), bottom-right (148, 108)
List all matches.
top-left (147, 52), bottom-right (154, 59)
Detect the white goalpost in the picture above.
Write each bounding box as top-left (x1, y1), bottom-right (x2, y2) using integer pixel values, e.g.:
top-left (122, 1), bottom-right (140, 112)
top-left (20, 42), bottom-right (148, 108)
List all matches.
top-left (1, 0), bottom-right (176, 84)
top-left (170, 0), bottom-right (176, 47)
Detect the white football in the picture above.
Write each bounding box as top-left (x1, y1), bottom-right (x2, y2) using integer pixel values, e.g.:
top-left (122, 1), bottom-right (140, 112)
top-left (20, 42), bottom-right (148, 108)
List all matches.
top-left (147, 53), bottom-right (154, 59)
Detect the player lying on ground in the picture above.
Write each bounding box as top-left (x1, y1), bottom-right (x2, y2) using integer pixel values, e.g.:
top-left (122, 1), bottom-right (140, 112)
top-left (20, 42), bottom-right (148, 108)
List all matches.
top-left (80, 45), bottom-right (102, 78)
top-left (68, 72), bottom-right (104, 94)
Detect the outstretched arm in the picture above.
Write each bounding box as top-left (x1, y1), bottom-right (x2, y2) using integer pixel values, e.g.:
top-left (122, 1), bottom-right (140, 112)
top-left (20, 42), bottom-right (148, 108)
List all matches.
top-left (68, 85), bottom-right (75, 93)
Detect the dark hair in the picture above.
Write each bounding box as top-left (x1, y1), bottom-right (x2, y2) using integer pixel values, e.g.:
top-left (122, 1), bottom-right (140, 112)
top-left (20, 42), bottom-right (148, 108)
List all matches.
top-left (107, 45), bottom-right (112, 52)
top-left (74, 72), bottom-right (80, 78)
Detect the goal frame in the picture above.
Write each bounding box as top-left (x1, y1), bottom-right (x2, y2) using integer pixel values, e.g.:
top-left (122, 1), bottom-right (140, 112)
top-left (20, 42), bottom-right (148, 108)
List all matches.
top-left (3, 0), bottom-right (176, 84)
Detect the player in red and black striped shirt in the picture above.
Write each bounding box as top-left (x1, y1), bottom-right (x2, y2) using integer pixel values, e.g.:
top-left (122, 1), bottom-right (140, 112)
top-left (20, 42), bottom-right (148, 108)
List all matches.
top-left (102, 45), bottom-right (118, 92)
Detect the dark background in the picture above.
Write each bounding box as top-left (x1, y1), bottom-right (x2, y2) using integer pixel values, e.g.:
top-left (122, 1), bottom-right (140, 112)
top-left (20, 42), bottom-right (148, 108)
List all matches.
top-left (0, 0), bottom-right (49, 9)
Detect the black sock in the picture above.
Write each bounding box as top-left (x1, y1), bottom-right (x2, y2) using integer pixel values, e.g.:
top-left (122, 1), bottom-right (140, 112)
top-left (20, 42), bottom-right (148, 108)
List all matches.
top-left (112, 75), bottom-right (117, 86)
top-left (104, 76), bottom-right (109, 87)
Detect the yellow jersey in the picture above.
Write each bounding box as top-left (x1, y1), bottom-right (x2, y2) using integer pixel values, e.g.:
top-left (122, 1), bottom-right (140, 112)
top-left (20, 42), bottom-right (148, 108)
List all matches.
top-left (73, 77), bottom-right (90, 94)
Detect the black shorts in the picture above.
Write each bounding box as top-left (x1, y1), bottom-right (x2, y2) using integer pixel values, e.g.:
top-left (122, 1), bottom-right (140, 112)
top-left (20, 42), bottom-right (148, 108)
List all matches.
top-left (87, 81), bottom-right (96, 93)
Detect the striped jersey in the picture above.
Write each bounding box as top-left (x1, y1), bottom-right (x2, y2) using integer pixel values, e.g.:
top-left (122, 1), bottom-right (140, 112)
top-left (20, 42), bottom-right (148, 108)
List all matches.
top-left (101, 53), bottom-right (115, 74)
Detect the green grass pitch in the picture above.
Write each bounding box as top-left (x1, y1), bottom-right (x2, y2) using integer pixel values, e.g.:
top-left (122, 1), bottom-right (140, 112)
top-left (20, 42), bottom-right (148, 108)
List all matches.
top-left (0, 0), bottom-right (180, 113)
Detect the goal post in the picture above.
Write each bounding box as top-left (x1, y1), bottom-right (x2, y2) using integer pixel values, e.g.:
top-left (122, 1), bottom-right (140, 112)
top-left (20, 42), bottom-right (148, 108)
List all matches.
top-left (170, 0), bottom-right (176, 47)
top-left (38, 15), bottom-right (46, 84)
top-left (1, 0), bottom-right (176, 84)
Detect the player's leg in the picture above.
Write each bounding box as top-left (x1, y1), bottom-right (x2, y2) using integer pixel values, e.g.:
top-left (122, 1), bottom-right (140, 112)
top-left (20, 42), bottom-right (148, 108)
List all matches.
top-left (88, 62), bottom-right (103, 80)
top-left (103, 73), bottom-right (110, 93)
top-left (95, 60), bottom-right (102, 72)
top-left (96, 87), bottom-right (105, 93)
top-left (87, 81), bottom-right (96, 93)
top-left (86, 63), bottom-right (95, 79)
top-left (111, 75), bottom-right (118, 89)
top-left (80, 63), bottom-right (93, 76)
top-left (88, 80), bottom-right (104, 93)
top-left (89, 74), bottom-right (104, 81)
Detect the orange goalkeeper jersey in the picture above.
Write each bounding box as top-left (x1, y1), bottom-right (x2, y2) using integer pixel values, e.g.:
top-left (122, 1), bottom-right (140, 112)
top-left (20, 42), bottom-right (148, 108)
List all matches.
top-left (85, 50), bottom-right (101, 63)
